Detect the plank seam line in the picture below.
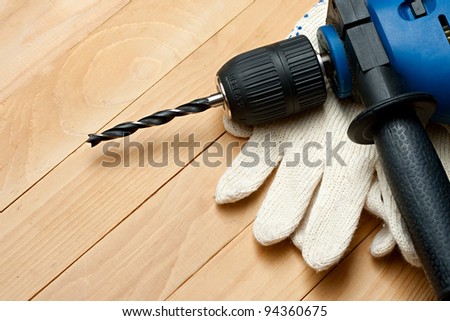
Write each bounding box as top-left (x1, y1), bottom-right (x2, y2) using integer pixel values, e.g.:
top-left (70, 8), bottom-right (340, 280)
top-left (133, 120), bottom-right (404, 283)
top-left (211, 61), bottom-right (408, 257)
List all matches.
top-left (165, 220), bottom-right (255, 300)
top-left (29, 131), bottom-right (226, 300)
top-left (299, 222), bottom-right (382, 301)
top-left (0, 1), bottom-right (137, 213)
top-left (0, 0), bottom-right (133, 104)
top-left (1, 0), bottom-right (255, 213)
top-left (166, 156), bottom-right (277, 299)
top-left (72, 0), bottom-right (256, 140)
top-left (165, 219), bottom-right (382, 301)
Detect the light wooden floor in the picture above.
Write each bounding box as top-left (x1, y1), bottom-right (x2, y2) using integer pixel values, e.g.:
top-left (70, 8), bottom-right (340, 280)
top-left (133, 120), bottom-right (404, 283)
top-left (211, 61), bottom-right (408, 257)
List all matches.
top-left (0, 0), bottom-right (434, 301)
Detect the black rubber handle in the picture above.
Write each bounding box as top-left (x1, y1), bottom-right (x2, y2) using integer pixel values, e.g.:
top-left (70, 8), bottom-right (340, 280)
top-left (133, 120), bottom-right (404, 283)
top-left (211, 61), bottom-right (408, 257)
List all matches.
top-left (373, 109), bottom-right (450, 301)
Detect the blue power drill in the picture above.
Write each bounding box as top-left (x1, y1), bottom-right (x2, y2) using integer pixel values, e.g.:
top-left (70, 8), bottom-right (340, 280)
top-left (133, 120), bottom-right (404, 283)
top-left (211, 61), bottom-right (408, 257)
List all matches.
top-left (327, 0), bottom-right (450, 301)
top-left (328, 0), bottom-right (450, 300)
top-left (218, 0), bottom-right (450, 301)
top-left (87, 0), bottom-right (450, 300)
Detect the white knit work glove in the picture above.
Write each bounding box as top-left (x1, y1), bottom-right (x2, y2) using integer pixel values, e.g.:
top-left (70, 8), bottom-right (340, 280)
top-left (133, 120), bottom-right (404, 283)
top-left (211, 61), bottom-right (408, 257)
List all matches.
top-left (366, 122), bottom-right (450, 267)
top-left (216, 0), bottom-right (450, 271)
top-left (216, 1), bottom-right (378, 270)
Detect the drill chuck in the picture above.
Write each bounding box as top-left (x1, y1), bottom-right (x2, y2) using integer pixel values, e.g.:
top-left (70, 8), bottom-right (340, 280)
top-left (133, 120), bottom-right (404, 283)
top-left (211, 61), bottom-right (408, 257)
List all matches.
top-left (88, 35), bottom-right (328, 145)
top-left (86, 0), bottom-right (450, 301)
top-left (216, 35), bottom-right (327, 125)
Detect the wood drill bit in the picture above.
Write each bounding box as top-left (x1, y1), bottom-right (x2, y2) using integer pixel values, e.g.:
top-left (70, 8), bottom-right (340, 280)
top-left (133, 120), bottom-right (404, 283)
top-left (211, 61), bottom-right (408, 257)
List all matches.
top-left (87, 93), bottom-right (224, 147)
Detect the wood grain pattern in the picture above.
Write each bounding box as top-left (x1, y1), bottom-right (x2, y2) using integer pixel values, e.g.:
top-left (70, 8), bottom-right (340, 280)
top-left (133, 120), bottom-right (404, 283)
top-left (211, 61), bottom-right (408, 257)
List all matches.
top-left (168, 213), bottom-right (379, 301)
top-left (304, 227), bottom-right (434, 301)
top-left (0, 0), bottom-right (251, 211)
top-left (1, 0), bottom-right (318, 301)
top-left (0, 0), bottom-right (432, 301)
top-left (0, 0), bottom-right (129, 102)
top-left (34, 135), bottom-right (260, 300)
top-left (0, 0), bottom-right (253, 300)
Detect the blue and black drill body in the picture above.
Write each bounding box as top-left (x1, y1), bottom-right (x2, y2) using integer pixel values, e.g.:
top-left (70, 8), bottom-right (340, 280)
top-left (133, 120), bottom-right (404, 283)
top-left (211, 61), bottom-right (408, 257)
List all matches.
top-left (325, 0), bottom-right (450, 301)
top-left (218, 0), bottom-right (450, 301)
top-left (87, 0), bottom-right (450, 300)
top-left (324, 0), bottom-right (450, 140)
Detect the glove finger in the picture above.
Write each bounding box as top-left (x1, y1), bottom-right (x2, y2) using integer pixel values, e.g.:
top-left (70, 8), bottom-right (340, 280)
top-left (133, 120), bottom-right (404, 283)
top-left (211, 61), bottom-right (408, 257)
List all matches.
top-left (223, 115), bottom-right (253, 138)
top-left (253, 154), bottom-right (323, 246)
top-left (293, 100), bottom-right (376, 270)
top-left (370, 225), bottom-right (396, 257)
top-left (215, 128), bottom-right (282, 204)
top-left (375, 162), bottom-right (421, 266)
top-left (365, 177), bottom-right (385, 220)
top-left (252, 105), bottom-right (331, 245)
top-left (365, 174), bottom-right (407, 258)
top-left (382, 204), bottom-right (421, 266)
top-left (294, 144), bottom-right (376, 271)
top-left (216, 106), bottom-right (325, 205)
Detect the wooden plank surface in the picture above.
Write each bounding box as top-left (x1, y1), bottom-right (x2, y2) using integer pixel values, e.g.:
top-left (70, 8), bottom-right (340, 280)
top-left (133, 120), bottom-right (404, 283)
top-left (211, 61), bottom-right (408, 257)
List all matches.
top-left (0, 0), bottom-right (253, 300)
top-left (168, 212), bottom-right (379, 301)
top-left (0, 0), bottom-right (251, 211)
top-left (0, 0), bottom-right (432, 301)
top-left (303, 227), bottom-right (434, 301)
top-left (0, 0), bottom-right (129, 103)
top-left (34, 135), bottom-right (258, 300)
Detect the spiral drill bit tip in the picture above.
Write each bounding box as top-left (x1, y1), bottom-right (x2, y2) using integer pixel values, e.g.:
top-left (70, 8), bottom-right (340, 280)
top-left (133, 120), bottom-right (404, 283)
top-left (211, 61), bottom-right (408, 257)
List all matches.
top-left (86, 93), bottom-right (224, 147)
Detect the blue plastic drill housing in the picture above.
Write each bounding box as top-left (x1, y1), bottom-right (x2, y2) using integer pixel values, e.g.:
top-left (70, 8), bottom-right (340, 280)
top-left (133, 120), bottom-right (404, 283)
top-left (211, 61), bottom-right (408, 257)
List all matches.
top-left (369, 0), bottom-right (450, 124)
top-left (216, 0), bottom-right (450, 299)
top-left (320, 0), bottom-right (450, 301)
